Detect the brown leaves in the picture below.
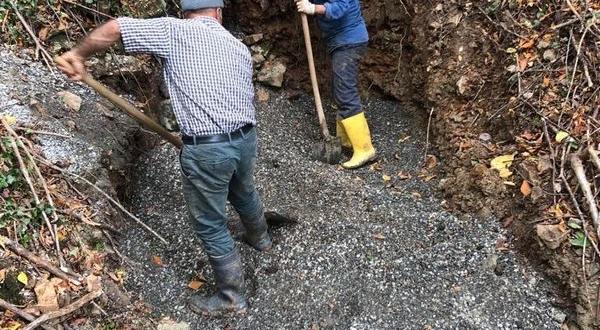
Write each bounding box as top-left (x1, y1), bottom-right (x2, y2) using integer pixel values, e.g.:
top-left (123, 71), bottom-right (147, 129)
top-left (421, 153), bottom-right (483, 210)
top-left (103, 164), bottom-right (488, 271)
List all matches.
top-left (520, 180), bottom-right (532, 197)
top-left (151, 255), bottom-right (163, 267)
top-left (34, 277), bottom-right (62, 313)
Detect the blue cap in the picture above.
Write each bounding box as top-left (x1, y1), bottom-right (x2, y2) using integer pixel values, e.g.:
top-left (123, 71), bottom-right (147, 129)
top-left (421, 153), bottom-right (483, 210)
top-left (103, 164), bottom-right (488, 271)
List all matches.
top-left (181, 0), bottom-right (224, 10)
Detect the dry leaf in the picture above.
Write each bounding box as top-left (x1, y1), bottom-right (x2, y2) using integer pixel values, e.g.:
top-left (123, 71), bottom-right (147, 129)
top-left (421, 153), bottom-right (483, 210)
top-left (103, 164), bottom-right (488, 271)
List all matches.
top-left (38, 26), bottom-right (50, 41)
top-left (520, 180), bottom-right (532, 197)
top-left (555, 131), bottom-right (569, 143)
top-left (3, 115), bottom-right (17, 126)
top-left (34, 278), bottom-right (59, 313)
top-left (17, 272), bottom-right (28, 285)
top-left (398, 171), bottom-right (411, 180)
top-left (425, 154), bottom-right (438, 169)
top-left (188, 280), bottom-right (204, 290)
top-left (519, 38), bottom-right (536, 49)
top-left (382, 174), bottom-right (391, 182)
top-left (151, 255), bottom-right (163, 266)
top-left (490, 154), bottom-right (515, 178)
top-left (85, 274), bottom-right (102, 292)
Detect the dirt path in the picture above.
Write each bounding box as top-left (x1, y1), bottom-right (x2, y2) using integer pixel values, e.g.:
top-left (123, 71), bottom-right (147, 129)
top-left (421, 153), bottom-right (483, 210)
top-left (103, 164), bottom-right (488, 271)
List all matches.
top-left (122, 90), bottom-right (565, 329)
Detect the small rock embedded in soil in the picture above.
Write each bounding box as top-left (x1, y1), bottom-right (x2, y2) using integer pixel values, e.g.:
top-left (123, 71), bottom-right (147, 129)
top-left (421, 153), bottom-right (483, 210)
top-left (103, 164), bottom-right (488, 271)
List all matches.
top-left (257, 60), bottom-right (286, 88)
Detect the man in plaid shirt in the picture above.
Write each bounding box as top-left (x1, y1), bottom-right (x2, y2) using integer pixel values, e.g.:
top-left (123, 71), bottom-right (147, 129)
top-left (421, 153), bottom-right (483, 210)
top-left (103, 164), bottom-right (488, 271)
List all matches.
top-left (57, 0), bottom-right (271, 316)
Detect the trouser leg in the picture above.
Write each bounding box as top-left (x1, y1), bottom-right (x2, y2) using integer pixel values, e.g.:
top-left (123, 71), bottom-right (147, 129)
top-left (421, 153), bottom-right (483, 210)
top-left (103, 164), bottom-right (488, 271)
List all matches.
top-left (226, 129), bottom-right (272, 251)
top-left (331, 44), bottom-right (367, 119)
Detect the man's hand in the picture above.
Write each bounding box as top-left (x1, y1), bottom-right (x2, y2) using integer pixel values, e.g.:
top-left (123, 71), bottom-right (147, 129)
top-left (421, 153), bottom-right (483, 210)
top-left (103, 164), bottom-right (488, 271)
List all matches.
top-left (56, 50), bottom-right (87, 81)
top-left (296, 0), bottom-right (316, 15)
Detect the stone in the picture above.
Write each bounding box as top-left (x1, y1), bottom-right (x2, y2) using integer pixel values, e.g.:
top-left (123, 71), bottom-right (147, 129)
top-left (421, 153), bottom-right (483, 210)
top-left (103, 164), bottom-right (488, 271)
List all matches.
top-left (543, 49), bottom-right (556, 62)
top-left (57, 91), bottom-right (82, 111)
top-left (121, 0), bottom-right (166, 18)
top-left (536, 224), bottom-right (567, 250)
top-left (478, 133), bottom-right (491, 142)
top-left (157, 321), bottom-right (190, 330)
top-left (537, 40), bottom-right (551, 49)
top-left (243, 33), bottom-right (264, 45)
top-left (252, 53), bottom-right (267, 66)
top-left (157, 99), bottom-right (179, 132)
top-left (256, 60), bottom-right (287, 88)
top-left (256, 87), bottom-right (270, 103)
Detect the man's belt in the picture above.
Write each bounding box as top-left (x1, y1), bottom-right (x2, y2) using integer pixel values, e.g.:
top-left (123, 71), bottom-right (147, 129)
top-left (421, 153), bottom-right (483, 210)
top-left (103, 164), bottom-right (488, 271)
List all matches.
top-left (182, 124), bottom-right (254, 145)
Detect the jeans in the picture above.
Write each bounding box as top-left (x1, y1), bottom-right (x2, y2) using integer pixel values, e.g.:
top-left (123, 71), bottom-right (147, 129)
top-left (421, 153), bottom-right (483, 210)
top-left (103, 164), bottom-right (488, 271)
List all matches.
top-left (331, 43), bottom-right (367, 119)
top-left (179, 127), bottom-right (263, 258)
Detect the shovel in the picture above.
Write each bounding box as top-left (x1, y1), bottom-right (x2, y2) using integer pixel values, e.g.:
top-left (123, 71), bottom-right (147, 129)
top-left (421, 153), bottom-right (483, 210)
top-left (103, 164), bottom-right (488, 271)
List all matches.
top-left (54, 56), bottom-right (183, 149)
top-left (300, 14), bottom-right (342, 165)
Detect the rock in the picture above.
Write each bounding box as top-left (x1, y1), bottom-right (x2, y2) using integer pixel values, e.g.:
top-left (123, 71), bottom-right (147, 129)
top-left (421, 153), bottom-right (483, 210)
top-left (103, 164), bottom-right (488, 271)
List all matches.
top-left (256, 60), bottom-right (286, 88)
top-left (537, 40), bottom-right (551, 49)
top-left (57, 91), bottom-right (82, 111)
top-left (456, 75), bottom-right (468, 95)
top-left (256, 87), bottom-right (270, 103)
top-left (252, 53), bottom-right (267, 67)
top-left (543, 49), bottom-right (556, 62)
top-left (243, 33), bottom-right (264, 45)
top-left (536, 224), bottom-right (567, 249)
top-left (478, 133), bottom-right (491, 142)
top-left (157, 99), bottom-right (179, 132)
top-left (121, 0), bottom-right (166, 18)
top-left (157, 321), bottom-right (190, 330)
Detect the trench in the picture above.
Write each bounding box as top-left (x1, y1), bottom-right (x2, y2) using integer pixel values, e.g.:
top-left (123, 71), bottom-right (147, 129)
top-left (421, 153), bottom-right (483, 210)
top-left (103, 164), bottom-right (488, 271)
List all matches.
top-left (97, 2), bottom-right (572, 328)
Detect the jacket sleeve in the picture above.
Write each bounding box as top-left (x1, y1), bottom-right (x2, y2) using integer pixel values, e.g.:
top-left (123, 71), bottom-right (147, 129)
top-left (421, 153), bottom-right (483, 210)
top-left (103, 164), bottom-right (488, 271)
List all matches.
top-left (323, 0), bottom-right (352, 20)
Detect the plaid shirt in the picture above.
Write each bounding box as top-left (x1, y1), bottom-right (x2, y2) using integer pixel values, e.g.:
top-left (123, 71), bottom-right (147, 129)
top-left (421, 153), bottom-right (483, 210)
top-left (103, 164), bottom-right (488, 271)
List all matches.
top-left (117, 16), bottom-right (255, 136)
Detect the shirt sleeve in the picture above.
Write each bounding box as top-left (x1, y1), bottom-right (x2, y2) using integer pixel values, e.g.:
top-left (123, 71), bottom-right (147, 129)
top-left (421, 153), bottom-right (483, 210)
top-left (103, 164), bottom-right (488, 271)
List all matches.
top-left (117, 17), bottom-right (172, 58)
top-left (323, 0), bottom-right (351, 20)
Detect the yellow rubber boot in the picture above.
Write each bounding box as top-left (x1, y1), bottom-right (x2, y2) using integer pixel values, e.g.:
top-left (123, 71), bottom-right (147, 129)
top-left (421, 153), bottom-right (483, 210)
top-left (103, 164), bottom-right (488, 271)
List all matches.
top-left (336, 117), bottom-right (352, 149)
top-left (340, 112), bottom-right (377, 169)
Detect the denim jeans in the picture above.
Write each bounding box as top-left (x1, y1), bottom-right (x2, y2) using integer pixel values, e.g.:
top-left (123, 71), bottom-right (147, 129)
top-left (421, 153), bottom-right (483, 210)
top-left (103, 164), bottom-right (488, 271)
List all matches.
top-left (331, 43), bottom-right (367, 119)
top-left (179, 127), bottom-right (263, 258)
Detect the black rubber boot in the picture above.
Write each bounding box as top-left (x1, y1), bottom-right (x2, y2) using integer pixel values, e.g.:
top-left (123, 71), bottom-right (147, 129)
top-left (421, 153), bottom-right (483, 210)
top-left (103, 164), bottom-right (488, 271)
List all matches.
top-left (240, 213), bottom-right (272, 252)
top-left (188, 249), bottom-right (248, 316)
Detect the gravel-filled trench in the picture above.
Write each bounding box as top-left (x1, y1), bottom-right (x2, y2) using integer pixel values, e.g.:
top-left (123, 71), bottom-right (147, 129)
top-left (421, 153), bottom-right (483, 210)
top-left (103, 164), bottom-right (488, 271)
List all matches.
top-left (119, 89), bottom-right (567, 329)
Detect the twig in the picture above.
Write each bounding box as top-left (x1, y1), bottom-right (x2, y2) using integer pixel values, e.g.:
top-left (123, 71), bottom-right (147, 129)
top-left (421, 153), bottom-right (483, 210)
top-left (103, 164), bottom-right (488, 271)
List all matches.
top-left (543, 118), bottom-right (558, 204)
top-left (476, 6), bottom-right (526, 38)
top-left (19, 137), bottom-right (65, 269)
top-left (1, 119), bottom-right (57, 243)
top-left (565, 25), bottom-right (589, 103)
top-left (61, 0), bottom-right (115, 19)
top-left (424, 107), bottom-right (434, 164)
top-left (34, 156), bottom-right (169, 245)
top-left (570, 153), bottom-right (600, 240)
top-left (589, 147), bottom-right (600, 172)
top-left (15, 127), bottom-right (72, 139)
top-left (561, 172), bottom-right (600, 256)
top-left (23, 289), bottom-right (103, 330)
top-left (0, 298), bottom-right (54, 330)
top-left (0, 236), bottom-right (82, 285)
top-left (9, 1), bottom-right (54, 72)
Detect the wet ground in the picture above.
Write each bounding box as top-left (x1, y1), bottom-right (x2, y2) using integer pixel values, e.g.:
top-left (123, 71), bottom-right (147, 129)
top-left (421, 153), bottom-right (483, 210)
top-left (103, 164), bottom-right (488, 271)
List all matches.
top-left (122, 89), bottom-right (565, 329)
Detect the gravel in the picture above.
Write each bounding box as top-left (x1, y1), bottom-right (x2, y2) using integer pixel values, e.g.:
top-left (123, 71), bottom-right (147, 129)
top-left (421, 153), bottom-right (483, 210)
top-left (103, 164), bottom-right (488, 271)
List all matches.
top-left (123, 89), bottom-right (565, 329)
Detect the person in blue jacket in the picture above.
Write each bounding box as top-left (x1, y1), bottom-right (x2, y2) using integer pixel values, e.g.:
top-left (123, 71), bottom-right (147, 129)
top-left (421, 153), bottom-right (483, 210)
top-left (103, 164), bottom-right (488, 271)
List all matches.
top-left (296, 0), bottom-right (376, 169)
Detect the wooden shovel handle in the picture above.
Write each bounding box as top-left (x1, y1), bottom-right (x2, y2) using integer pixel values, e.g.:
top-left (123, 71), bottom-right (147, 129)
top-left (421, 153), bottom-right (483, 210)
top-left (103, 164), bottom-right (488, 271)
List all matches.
top-left (300, 13), bottom-right (331, 138)
top-left (54, 56), bottom-right (183, 149)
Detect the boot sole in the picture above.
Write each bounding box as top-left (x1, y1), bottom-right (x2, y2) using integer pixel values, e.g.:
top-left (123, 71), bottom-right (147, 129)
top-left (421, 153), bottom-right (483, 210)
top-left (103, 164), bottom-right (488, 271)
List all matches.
top-left (342, 154), bottom-right (378, 169)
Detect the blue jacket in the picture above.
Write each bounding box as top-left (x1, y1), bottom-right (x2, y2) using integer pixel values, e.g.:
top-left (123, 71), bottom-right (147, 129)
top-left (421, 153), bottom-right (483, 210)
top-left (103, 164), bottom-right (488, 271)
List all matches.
top-left (312, 0), bottom-right (368, 53)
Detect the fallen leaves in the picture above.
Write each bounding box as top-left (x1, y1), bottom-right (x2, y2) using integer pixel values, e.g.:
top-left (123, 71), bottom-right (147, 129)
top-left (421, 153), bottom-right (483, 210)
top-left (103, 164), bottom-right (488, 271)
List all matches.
top-left (151, 255), bottom-right (164, 267)
top-left (490, 154), bottom-right (515, 178)
top-left (34, 277), bottom-right (59, 312)
top-left (520, 180), bottom-right (532, 197)
top-left (188, 280), bottom-right (204, 291)
top-left (17, 272), bottom-right (28, 285)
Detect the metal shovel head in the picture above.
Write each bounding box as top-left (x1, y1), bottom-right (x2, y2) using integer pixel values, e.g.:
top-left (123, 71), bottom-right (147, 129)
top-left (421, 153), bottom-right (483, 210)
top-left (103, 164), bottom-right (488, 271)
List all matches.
top-left (311, 135), bottom-right (342, 165)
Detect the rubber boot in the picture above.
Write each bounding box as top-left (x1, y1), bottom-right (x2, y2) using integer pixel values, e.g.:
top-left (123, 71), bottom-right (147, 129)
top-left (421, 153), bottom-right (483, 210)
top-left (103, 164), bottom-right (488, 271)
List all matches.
top-left (340, 112), bottom-right (377, 169)
top-left (336, 116), bottom-right (352, 149)
top-left (240, 213), bottom-right (272, 252)
top-left (188, 249), bottom-right (248, 316)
